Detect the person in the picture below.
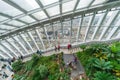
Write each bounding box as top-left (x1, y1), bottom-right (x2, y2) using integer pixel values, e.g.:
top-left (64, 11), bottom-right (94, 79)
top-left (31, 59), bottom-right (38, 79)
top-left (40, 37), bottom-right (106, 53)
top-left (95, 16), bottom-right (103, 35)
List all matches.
top-left (20, 55), bottom-right (23, 60)
top-left (2, 72), bottom-right (8, 78)
top-left (11, 74), bottom-right (14, 80)
top-left (58, 44), bottom-right (60, 51)
top-left (73, 54), bottom-right (77, 64)
top-left (36, 50), bottom-right (42, 56)
top-left (55, 45), bottom-right (57, 51)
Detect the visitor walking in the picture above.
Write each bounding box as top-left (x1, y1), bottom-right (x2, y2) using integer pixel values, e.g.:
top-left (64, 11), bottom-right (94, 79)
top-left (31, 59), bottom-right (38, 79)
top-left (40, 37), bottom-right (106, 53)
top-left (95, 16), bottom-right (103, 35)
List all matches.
top-left (2, 72), bottom-right (8, 79)
top-left (58, 44), bottom-right (60, 51)
top-left (55, 45), bottom-right (57, 51)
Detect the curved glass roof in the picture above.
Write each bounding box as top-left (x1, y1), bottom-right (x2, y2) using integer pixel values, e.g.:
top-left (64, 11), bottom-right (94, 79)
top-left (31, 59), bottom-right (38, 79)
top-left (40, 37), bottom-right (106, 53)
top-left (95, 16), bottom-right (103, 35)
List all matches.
top-left (0, 0), bottom-right (112, 34)
top-left (0, 0), bottom-right (120, 59)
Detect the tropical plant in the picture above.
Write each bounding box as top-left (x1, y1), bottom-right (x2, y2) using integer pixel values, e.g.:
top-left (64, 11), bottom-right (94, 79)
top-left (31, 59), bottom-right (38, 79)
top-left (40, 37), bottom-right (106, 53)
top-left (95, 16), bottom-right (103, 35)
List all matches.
top-left (32, 65), bottom-right (48, 80)
top-left (93, 71), bottom-right (116, 80)
top-left (12, 60), bottom-right (23, 71)
top-left (80, 45), bottom-right (87, 51)
top-left (93, 58), bottom-right (113, 70)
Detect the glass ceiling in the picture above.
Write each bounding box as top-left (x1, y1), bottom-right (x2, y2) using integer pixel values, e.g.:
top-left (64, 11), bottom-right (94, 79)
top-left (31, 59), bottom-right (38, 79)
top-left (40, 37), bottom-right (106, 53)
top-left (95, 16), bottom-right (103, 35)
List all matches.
top-left (0, 0), bottom-right (110, 34)
top-left (0, 0), bottom-right (120, 59)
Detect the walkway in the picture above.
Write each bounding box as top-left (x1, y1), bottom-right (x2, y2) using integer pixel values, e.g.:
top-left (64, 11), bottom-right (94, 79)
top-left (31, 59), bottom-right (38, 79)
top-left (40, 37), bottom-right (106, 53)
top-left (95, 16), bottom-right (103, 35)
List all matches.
top-left (63, 54), bottom-right (85, 79)
top-left (0, 48), bottom-right (83, 80)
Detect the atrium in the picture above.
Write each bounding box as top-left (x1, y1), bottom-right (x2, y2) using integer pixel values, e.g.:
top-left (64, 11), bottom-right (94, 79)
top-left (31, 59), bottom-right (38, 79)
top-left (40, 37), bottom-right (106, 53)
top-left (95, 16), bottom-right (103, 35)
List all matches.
top-left (0, 0), bottom-right (120, 80)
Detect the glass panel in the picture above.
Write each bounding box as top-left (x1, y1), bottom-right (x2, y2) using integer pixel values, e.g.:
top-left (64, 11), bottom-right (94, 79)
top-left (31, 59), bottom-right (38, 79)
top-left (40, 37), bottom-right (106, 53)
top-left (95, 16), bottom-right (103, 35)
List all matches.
top-left (0, 0), bottom-right (23, 16)
top-left (102, 10), bottom-right (116, 26)
top-left (45, 25), bottom-right (54, 47)
top-left (19, 16), bottom-right (36, 23)
top-left (72, 18), bottom-right (80, 42)
top-left (0, 30), bottom-right (6, 33)
top-left (40, 0), bottom-right (59, 6)
top-left (12, 0), bottom-right (39, 11)
top-left (0, 25), bottom-right (15, 29)
top-left (32, 11), bottom-right (47, 20)
top-left (0, 16), bottom-right (8, 22)
top-left (77, 0), bottom-right (93, 9)
top-left (7, 20), bottom-right (25, 26)
top-left (6, 38), bottom-right (21, 56)
top-left (62, 0), bottom-right (77, 13)
top-left (92, 0), bottom-right (106, 6)
top-left (46, 5), bottom-right (60, 16)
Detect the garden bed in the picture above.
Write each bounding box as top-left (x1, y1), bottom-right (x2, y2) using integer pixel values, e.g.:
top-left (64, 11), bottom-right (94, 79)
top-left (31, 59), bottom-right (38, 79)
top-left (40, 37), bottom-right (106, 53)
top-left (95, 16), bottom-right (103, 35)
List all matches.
top-left (76, 42), bottom-right (120, 80)
top-left (12, 52), bottom-right (71, 80)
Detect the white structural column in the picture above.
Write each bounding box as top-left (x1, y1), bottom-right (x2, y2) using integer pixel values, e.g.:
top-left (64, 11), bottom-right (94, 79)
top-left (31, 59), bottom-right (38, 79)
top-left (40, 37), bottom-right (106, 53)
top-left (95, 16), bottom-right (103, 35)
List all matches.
top-left (91, 11), bottom-right (108, 40)
top-left (19, 34), bottom-right (34, 52)
top-left (0, 51), bottom-right (7, 59)
top-left (106, 19), bottom-right (120, 39)
top-left (0, 42), bottom-right (18, 58)
top-left (35, 29), bottom-right (46, 50)
top-left (70, 19), bottom-right (73, 39)
top-left (27, 31), bottom-right (40, 51)
top-left (99, 10), bottom-right (119, 40)
top-left (5, 39), bottom-right (24, 56)
top-left (116, 31), bottom-right (120, 38)
top-left (12, 37), bottom-right (29, 54)
top-left (0, 48), bottom-right (13, 58)
top-left (43, 27), bottom-right (51, 47)
top-left (76, 15), bottom-right (84, 42)
top-left (84, 13), bottom-right (96, 41)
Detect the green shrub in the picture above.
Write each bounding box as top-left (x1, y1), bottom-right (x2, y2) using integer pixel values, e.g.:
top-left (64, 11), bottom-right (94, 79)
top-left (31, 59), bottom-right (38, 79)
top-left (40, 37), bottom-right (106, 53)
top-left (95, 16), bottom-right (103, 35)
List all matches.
top-left (12, 60), bottom-right (23, 71)
top-left (93, 71), bottom-right (116, 80)
top-left (32, 65), bottom-right (48, 80)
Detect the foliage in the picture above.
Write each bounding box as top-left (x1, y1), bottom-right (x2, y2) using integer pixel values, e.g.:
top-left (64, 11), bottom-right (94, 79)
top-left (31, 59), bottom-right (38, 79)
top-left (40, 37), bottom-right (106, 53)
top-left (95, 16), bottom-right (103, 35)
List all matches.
top-left (110, 42), bottom-right (120, 53)
top-left (80, 45), bottom-right (87, 51)
top-left (93, 71), bottom-right (116, 80)
top-left (77, 42), bottom-right (120, 79)
top-left (93, 58), bottom-right (113, 70)
top-left (12, 60), bottom-right (23, 71)
top-left (32, 65), bottom-right (48, 80)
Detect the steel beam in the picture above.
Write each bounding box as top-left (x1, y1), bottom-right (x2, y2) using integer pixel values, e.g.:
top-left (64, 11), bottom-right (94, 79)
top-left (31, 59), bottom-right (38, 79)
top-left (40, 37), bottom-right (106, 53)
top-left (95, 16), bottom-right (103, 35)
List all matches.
top-left (27, 31), bottom-right (40, 51)
top-left (19, 34), bottom-right (34, 52)
top-left (3, 0), bottom-right (39, 21)
top-left (99, 10), bottom-right (119, 40)
top-left (0, 12), bottom-right (28, 24)
top-left (0, 53), bottom-right (6, 59)
top-left (76, 15), bottom-right (84, 42)
top-left (12, 36), bottom-right (29, 54)
top-left (87, 0), bottom-right (95, 7)
top-left (35, 29), bottom-right (46, 50)
top-left (6, 39), bottom-right (24, 56)
top-left (59, 0), bottom-right (62, 15)
top-left (108, 19), bottom-right (120, 39)
top-left (43, 27), bottom-right (51, 47)
top-left (35, 0), bottom-right (50, 18)
top-left (0, 1), bottom-right (120, 39)
top-left (91, 11), bottom-right (108, 40)
top-left (73, 0), bottom-right (80, 11)
top-left (0, 42), bottom-right (18, 58)
top-left (84, 13), bottom-right (96, 41)
top-left (0, 48), bottom-right (13, 58)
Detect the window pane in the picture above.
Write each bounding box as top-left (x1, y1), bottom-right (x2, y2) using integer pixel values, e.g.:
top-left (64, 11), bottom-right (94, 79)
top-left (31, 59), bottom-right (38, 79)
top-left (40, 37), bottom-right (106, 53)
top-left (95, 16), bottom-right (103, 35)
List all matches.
top-left (46, 5), bottom-right (60, 16)
top-left (19, 16), bottom-right (36, 23)
top-left (77, 0), bottom-right (93, 9)
top-left (0, 16), bottom-right (8, 22)
top-left (0, 0), bottom-right (23, 16)
top-left (12, 0), bottom-right (39, 11)
top-left (7, 20), bottom-right (25, 26)
top-left (32, 11), bottom-right (47, 20)
top-left (62, 0), bottom-right (77, 13)
top-left (0, 25), bottom-right (15, 29)
top-left (40, 0), bottom-right (59, 6)
top-left (92, 0), bottom-right (106, 6)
